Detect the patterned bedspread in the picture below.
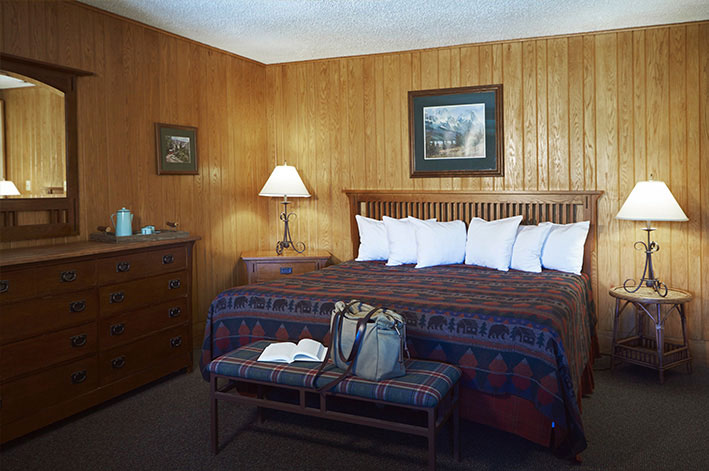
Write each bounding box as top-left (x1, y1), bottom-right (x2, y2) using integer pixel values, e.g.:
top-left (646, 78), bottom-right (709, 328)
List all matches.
top-left (200, 260), bottom-right (597, 457)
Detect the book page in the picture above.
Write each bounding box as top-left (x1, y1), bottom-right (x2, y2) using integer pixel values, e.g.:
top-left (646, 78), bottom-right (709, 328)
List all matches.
top-left (257, 342), bottom-right (296, 362)
top-left (291, 338), bottom-right (327, 362)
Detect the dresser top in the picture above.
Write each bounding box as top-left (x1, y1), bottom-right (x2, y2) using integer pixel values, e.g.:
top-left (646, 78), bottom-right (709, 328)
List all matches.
top-left (0, 237), bottom-right (199, 268)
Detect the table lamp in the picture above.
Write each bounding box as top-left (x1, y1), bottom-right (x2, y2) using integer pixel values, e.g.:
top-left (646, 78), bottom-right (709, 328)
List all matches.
top-left (0, 180), bottom-right (20, 198)
top-left (259, 163), bottom-right (311, 255)
top-left (615, 176), bottom-right (688, 297)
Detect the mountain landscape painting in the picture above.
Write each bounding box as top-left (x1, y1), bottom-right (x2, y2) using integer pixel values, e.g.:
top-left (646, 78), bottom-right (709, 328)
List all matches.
top-left (423, 103), bottom-right (485, 160)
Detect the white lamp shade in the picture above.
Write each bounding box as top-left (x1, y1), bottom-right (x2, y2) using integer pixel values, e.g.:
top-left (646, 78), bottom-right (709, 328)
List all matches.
top-left (0, 180), bottom-right (21, 196)
top-left (616, 180), bottom-right (688, 222)
top-left (259, 164), bottom-right (310, 198)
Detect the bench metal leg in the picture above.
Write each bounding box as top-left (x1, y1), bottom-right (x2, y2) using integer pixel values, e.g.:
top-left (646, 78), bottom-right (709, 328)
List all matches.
top-left (453, 383), bottom-right (460, 461)
top-left (211, 375), bottom-right (219, 454)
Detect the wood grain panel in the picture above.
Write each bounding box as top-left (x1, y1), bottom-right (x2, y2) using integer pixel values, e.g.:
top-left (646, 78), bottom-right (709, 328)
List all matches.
top-left (1, 1), bottom-right (706, 365)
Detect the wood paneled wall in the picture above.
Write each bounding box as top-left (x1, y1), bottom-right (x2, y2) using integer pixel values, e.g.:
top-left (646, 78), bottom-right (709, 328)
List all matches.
top-left (1, 1), bottom-right (707, 365)
top-left (265, 23), bottom-right (709, 365)
top-left (0, 0), bottom-right (270, 341)
top-left (0, 86), bottom-right (66, 197)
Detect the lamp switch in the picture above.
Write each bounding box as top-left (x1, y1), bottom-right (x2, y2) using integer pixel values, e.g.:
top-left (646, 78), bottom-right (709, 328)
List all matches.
top-left (25, 180), bottom-right (31, 191)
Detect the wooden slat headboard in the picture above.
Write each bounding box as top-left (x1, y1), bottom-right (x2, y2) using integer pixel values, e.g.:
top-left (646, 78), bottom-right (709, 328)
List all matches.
top-left (344, 190), bottom-right (603, 278)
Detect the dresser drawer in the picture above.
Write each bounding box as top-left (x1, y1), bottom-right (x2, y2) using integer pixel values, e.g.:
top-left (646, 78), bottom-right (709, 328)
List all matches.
top-left (99, 324), bottom-right (189, 385)
top-left (253, 261), bottom-right (317, 283)
top-left (99, 298), bottom-right (189, 349)
top-left (96, 246), bottom-right (187, 285)
top-left (0, 357), bottom-right (98, 425)
top-left (0, 323), bottom-right (97, 380)
top-left (99, 271), bottom-right (188, 317)
top-left (0, 260), bottom-right (96, 304)
top-left (0, 289), bottom-right (98, 345)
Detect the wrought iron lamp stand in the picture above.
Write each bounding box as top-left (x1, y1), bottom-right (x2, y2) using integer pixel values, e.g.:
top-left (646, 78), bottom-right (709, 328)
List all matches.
top-left (275, 198), bottom-right (305, 255)
top-left (623, 223), bottom-right (667, 297)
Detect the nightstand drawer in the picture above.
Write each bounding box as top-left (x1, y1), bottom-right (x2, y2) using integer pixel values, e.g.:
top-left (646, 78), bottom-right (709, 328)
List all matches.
top-left (253, 261), bottom-right (317, 282)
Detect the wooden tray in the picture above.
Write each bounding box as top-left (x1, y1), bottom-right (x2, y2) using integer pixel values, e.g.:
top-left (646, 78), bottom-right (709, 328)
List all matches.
top-left (89, 231), bottom-right (190, 243)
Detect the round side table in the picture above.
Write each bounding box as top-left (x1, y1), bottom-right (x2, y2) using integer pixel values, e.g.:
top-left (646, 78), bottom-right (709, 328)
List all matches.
top-left (609, 286), bottom-right (692, 383)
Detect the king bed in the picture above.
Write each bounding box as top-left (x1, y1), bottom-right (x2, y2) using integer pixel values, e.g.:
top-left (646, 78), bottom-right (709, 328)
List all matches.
top-left (200, 189), bottom-right (602, 457)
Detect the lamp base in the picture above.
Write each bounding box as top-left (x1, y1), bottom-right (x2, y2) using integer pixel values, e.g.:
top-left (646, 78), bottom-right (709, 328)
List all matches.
top-left (622, 226), bottom-right (668, 297)
top-left (275, 200), bottom-right (306, 255)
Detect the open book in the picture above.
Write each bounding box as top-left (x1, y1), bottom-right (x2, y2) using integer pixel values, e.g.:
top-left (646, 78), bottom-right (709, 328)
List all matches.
top-left (257, 339), bottom-right (327, 363)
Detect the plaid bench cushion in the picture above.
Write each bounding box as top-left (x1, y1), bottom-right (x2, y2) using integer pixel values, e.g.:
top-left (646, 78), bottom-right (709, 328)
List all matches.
top-left (209, 340), bottom-right (461, 408)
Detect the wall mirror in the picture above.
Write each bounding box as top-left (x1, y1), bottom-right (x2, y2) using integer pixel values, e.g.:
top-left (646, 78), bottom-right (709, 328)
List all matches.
top-left (0, 54), bottom-right (90, 242)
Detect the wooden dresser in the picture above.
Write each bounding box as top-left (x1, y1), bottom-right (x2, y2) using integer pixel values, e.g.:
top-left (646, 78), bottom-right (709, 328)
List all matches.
top-left (0, 237), bottom-right (198, 443)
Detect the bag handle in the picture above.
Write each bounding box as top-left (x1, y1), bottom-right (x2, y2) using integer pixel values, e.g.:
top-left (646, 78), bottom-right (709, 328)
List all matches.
top-left (313, 302), bottom-right (383, 393)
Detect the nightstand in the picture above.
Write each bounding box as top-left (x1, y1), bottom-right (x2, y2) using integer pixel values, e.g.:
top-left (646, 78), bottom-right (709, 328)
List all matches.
top-left (241, 250), bottom-right (331, 284)
top-left (609, 286), bottom-right (693, 383)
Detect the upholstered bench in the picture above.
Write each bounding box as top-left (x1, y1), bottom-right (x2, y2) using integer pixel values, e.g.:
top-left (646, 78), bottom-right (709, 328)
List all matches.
top-left (209, 340), bottom-right (461, 471)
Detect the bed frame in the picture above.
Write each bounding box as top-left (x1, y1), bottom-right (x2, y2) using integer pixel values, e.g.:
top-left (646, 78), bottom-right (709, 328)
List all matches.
top-left (344, 190), bottom-right (603, 279)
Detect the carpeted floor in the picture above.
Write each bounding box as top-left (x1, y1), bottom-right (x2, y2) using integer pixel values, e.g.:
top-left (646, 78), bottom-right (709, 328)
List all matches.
top-left (1, 355), bottom-right (707, 471)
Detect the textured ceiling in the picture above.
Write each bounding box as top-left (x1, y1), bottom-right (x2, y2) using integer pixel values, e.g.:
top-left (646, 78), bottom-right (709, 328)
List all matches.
top-left (77, 0), bottom-right (708, 64)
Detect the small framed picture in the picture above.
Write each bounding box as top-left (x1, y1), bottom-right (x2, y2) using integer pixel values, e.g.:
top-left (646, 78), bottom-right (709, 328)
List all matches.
top-left (155, 123), bottom-right (198, 175)
top-left (408, 84), bottom-right (504, 178)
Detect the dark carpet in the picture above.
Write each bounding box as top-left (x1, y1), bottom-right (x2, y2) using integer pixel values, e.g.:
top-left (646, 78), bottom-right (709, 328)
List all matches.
top-left (1, 355), bottom-right (707, 471)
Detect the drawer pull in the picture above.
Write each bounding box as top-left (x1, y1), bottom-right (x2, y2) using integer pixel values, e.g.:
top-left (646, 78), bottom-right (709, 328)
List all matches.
top-left (162, 254), bottom-right (175, 265)
top-left (110, 291), bottom-right (125, 304)
top-left (110, 323), bottom-right (125, 336)
top-left (111, 356), bottom-right (126, 369)
top-left (116, 261), bottom-right (131, 272)
top-left (0, 280), bottom-right (8, 294)
top-left (280, 267), bottom-right (293, 275)
top-left (71, 334), bottom-right (88, 347)
top-left (71, 370), bottom-right (87, 384)
top-left (168, 279), bottom-right (181, 290)
top-left (70, 300), bottom-right (87, 313)
top-left (61, 270), bottom-right (77, 282)
top-left (168, 307), bottom-right (182, 318)
top-left (170, 336), bottom-right (183, 348)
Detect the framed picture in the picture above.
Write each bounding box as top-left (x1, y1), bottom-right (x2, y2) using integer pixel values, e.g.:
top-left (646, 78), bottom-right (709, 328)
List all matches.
top-left (408, 84), bottom-right (504, 178)
top-left (155, 123), bottom-right (198, 175)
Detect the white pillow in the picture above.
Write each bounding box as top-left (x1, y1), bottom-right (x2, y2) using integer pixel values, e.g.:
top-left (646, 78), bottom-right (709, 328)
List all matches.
top-left (464, 215), bottom-right (523, 271)
top-left (510, 223), bottom-right (553, 273)
top-left (410, 219), bottom-right (467, 268)
top-left (383, 216), bottom-right (435, 266)
top-left (355, 215), bottom-right (389, 261)
top-left (541, 221), bottom-right (590, 275)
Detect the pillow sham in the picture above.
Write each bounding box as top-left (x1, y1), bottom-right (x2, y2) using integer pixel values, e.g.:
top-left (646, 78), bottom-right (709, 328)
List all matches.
top-left (354, 215), bottom-right (388, 261)
top-left (541, 220), bottom-right (590, 275)
top-left (410, 219), bottom-right (467, 268)
top-left (383, 216), bottom-right (435, 266)
top-left (510, 222), bottom-right (553, 273)
top-left (464, 215), bottom-right (523, 271)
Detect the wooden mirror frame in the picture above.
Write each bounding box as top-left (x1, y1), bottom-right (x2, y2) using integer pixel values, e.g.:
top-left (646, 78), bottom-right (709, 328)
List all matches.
top-left (0, 54), bottom-right (91, 241)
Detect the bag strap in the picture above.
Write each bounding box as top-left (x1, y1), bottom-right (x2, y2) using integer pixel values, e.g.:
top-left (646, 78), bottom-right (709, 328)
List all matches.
top-left (314, 303), bottom-right (383, 393)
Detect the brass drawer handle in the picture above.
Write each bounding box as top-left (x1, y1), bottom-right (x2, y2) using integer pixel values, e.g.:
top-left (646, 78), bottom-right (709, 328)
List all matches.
top-left (162, 254), bottom-right (174, 265)
top-left (168, 307), bottom-right (182, 318)
top-left (170, 336), bottom-right (183, 348)
top-left (111, 356), bottom-right (126, 369)
top-left (168, 279), bottom-right (181, 290)
top-left (0, 280), bottom-right (8, 294)
top-left (61, 270), bottom-right (77, 282)
top-left (70, 300), bottom-right (86, 313)
top-left (71, 334), bottom-right (87, 348)
top-left (110, 323), bottom-right (125, 336)
top-left (71, 370), bottom-right (87, 384)
top-left (110, 291), bottom-right (125, 304)
top-left (116, 261), bottom-right (131, 272)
